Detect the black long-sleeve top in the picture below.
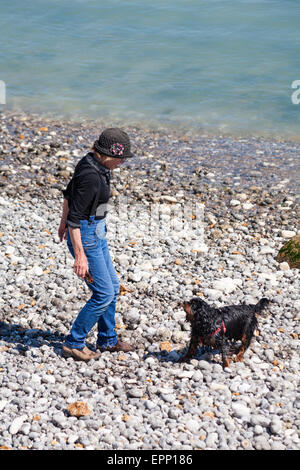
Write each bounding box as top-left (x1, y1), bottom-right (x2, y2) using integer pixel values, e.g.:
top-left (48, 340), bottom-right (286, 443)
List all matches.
top-left (62, 152), bottom-right (111, 228)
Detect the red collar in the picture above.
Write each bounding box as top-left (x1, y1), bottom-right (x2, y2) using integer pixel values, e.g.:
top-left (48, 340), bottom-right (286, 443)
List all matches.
top-left (212, 321), bottom-right (226, 336)
top-left (201, 321), bottom-right (226, 341)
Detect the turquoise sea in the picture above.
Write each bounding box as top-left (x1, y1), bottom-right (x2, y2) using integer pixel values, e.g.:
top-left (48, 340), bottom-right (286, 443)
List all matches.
top-left (1, 0), bottom-right (300, 138)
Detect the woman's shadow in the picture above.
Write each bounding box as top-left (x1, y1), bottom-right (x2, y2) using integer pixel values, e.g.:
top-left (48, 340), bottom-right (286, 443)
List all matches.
top-left (0, 320), bottom-right (95, 357)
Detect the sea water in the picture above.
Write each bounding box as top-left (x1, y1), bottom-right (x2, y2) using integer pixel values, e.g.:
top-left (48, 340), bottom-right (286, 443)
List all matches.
top-left (1, 0), bottom-right (300, 138)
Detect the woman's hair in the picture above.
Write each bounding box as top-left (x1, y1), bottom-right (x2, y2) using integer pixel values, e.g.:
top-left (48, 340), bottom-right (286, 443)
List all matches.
top-left (91, 147), bottom-right (113, 163)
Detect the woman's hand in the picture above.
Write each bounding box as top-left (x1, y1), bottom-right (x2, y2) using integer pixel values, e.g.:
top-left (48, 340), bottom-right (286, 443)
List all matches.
top-left (74, 253), bottom-right (89, 279)
top-left (68, 226), bottom-right (89, 279)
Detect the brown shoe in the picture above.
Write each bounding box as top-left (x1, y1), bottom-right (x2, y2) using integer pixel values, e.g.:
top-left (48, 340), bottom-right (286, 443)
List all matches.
top-left (96, 340), bottom-right (135, 353)
top-left (62, 344), bottom-right (100, 361)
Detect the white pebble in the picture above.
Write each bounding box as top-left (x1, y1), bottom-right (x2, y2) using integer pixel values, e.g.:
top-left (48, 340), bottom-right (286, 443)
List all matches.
top-left (232, 402), bottom-right (251, 419)
top-left (230, 199), bottom-right (240, 206)
top-left (281, 230), bottom-right (296, 238)
top-left (9, 415), bottom-right (27, 435)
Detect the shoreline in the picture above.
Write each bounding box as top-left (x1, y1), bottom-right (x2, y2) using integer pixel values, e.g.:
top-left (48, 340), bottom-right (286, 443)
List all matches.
top-left (1, 108), bottom-right (299, 199)
top-left (2, 104), bottom-right (300, 143)
top-left (0, 108), bottom-right (299, 450)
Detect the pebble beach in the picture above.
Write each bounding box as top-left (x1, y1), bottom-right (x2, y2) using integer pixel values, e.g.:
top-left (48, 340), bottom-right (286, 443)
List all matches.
top-left (0, 109), bottom-right (299, 450)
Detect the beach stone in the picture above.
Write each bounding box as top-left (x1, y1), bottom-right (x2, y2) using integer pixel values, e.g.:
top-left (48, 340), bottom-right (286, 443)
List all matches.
top-left (230, 199), bottom-right (240, 206)
top-left (161, 393), bottom-right (176, 403)
top-left (206, 432), bottom-right (219, 447)
top-left (128, 270), bottom-right (143, 282)
top-left (115, 254), bottom-right (130, 266)
top-left (294, 299), bottom-right (300, 311)
top-left (144, 400), bottom-right (157, 411)
top-left (168, 408), bottom-right (180, 419)
top-left (213, 277), bottom-right (242, 293)
top-left (160, 195), bottom-right (177, 203)
top-left (0, 400), bottom-right (8, 411)
top-left (67, 401), bottom-right (91, 417)
top-left (185, 419), bottom-right (200, 433)
top-left (281, 230), bottom-right (296, 239)
top-left (203, 288), bottom-right (221, 300)
top-left (210, 382), bottom-right (229, 392)
top-left (276, 235), bottom-right (300, 268)
top-left (253, 425), bottom-right (264, 435)
top-left (271, 441), bottom-right (286, 450)
top-left (270, 419), bottom-right (282, 435)
top-left (126, 307), bottom-right (140, 323)
top-left (250, 415), bottom-right (270, 428)
top-left (191, 242), bottom-right (208, 253)
top-left (279, 262), bottom-right (290, 271)
top-left (127, 388), bottom-right (144, 398)
top-left (192, 370), bottom-right (203, 382)
top-left (67, 434), bottom-right (79, 445)
top-left (260, 245), bottom-right (275, 255)
top-left (9, 415), bottom-right (27, 435)
top-left (242, 202), bottom-right (254, 210)
top-left (52, 413), bottom-right (67, 428)
top-left (232, 402), bottom-right (251, 420)
top-left (5, 245), bottom-right (15, 255)
top-left (254, 435), bottom-right (272, 450)
top-left (29, 265), bottom-right (44, 276)
top-left (198, 360), bottom-right (213, 371)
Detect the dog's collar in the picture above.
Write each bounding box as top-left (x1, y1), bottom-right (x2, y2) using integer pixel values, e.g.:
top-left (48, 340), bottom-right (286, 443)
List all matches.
top-left (212, 321), bottom-right (226, 336)
top-left (201, 321), bottom-right (226, 341)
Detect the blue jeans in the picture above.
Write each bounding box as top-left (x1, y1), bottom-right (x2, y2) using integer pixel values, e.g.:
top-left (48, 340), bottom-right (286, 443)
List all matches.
top-left (65, 216), bottom-right (119, 349)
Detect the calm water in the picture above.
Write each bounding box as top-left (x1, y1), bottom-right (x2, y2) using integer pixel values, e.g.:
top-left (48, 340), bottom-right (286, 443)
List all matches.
top-left (1, 0), bottom-right (300, 138)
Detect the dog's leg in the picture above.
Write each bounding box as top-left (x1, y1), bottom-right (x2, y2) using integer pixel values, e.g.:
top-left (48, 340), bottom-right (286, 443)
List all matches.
top-left (222, 356), bottom-right (231, 368)
top-left (235, 319), bottom-right (256, 362)
top-left (179, 334), bottom-right (199, 362)
top-left (220, 337), bottom-right (230, 368)
top-left (235, 333), bottom-right (248, 362)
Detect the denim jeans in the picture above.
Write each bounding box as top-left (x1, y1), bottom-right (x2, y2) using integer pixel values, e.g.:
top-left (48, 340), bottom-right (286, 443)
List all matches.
top-left (65, 216), bottom-right (119, 349)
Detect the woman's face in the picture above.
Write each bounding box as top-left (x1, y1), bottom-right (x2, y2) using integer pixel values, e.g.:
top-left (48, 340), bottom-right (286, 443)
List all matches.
top-left (105, 157), bottom-right (126, 170)
top-left (96, 152), bottom-right (126, 170)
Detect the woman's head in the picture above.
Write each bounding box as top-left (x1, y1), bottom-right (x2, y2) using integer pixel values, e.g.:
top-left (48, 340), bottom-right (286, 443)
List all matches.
top-left (92, 127), bottom-right (134, 169)
top-left (93, 128), bottom-right (134, 158)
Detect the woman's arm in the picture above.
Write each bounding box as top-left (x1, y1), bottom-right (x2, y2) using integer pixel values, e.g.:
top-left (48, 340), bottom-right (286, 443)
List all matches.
top-left (68, 227), bottom-right (89, 279)
top-left (58, 198), bottom-right (88, 279)
top-left (60, 170), bottom-right (99, 278)
top-left (58, 198), bottom-right (69, 241)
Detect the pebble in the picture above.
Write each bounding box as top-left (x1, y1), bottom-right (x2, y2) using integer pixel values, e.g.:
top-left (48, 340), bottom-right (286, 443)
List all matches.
top-left (9, 415), bottom-right (28, 435)
top-left (231, 402), bottom-right (251, 420)
top-left (213, 277), bottom-right (243, 293)
top-left (127, 388), bottom-right (144, 398)
top-left (185, 419), bottom-right (200, 433)
top-left (281, 230), bottom-right (296, 238)
top-left (0, 110), bottom-right (299, 450)
top-left (0, 399), bottom-right (8, 411)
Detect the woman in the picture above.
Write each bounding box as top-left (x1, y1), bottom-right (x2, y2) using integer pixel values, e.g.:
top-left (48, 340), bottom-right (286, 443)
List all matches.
top-left (58, 128), bottom-right (135, 361)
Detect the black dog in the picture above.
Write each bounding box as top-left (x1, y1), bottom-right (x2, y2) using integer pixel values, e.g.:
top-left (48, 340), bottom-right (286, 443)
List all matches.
top-left (180, 297), bottom-right (269, 368)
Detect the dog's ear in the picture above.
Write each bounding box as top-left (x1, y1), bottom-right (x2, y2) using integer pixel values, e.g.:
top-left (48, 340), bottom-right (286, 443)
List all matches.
top-left (191, 297), bottom-right (205, 309)
top-left (182, 302), bottom-right (194, 323)
top-left (186, 308), bottom-right (194, 323)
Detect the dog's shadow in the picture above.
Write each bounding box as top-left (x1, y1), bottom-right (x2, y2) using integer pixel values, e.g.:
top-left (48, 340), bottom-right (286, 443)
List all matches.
top-left (143, 345), bottom-right (217, 364)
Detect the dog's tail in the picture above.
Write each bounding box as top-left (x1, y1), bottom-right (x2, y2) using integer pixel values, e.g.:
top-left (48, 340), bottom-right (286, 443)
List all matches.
top-left (255, 298), bottom-right (270, 314)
